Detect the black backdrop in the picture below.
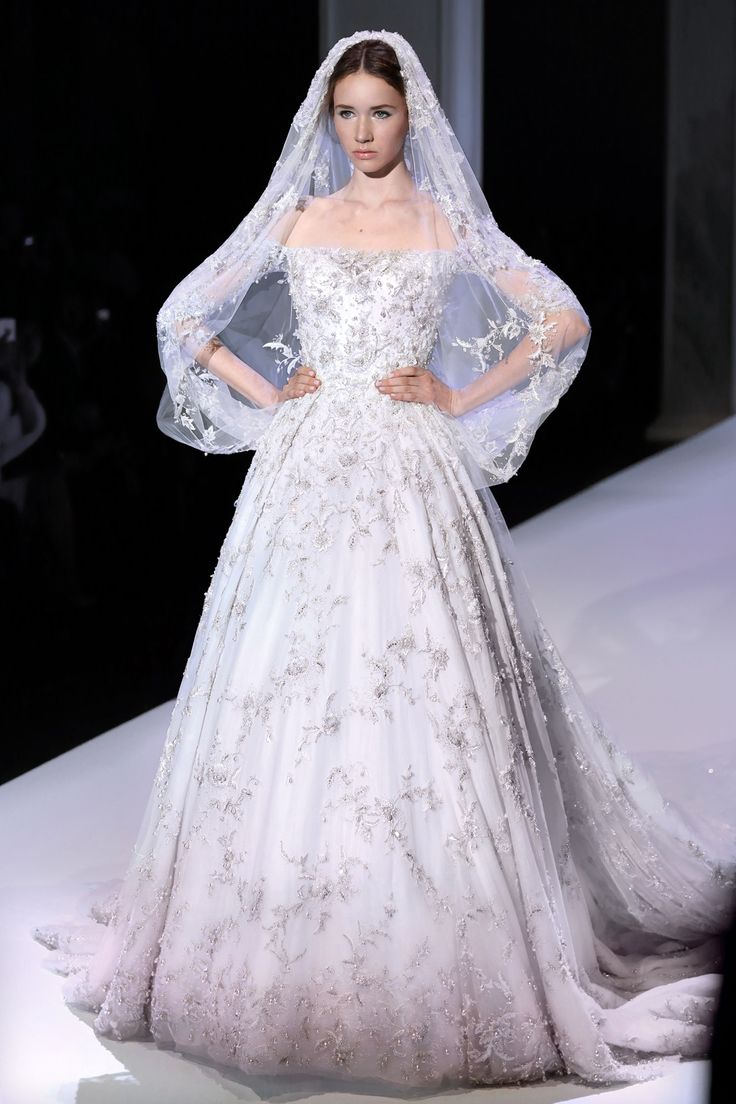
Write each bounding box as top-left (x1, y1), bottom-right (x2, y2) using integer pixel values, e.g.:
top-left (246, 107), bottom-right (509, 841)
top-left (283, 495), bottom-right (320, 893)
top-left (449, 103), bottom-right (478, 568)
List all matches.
top-left (1, 1), bottom-right (666, 782)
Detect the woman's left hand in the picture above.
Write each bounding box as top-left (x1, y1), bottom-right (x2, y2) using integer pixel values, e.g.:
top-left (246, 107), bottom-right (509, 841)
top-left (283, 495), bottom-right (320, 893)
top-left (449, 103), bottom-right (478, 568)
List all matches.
top-left (375, 365), bottom-right (456, 415)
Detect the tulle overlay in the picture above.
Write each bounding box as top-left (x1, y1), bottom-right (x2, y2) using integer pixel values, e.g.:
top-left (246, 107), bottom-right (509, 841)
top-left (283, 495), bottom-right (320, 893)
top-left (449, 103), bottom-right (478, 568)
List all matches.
top-left (34, 248), bottom-right (735, 1089)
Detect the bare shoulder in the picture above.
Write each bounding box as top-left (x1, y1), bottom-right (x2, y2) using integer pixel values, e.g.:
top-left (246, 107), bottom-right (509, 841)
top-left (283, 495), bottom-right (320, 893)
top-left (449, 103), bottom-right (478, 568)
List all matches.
top-left (429, 200), bottom-right (460, 249)
top-left (410, 192), bottom-right (459, 248)
top-left (264, 194), bottom-right (321, 246)
top-left (284, 194), bottom-right (335, 245)
top-left (295, 194), bottom-right (326, 213)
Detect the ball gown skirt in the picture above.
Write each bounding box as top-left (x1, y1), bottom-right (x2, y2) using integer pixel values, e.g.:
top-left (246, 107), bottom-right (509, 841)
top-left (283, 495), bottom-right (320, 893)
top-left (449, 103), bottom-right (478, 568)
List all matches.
top-left (33, 247), bottom-right (735, 1090)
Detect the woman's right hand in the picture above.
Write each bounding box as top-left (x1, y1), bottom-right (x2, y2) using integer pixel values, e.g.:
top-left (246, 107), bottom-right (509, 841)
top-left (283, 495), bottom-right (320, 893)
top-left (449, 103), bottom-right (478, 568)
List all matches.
top-left (277, 364), bottom-right (321, 403)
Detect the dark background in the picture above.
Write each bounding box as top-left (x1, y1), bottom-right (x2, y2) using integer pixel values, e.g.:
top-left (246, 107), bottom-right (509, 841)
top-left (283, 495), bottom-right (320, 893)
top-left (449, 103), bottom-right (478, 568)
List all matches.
top-left (1, 0), bottom-right (666, 782)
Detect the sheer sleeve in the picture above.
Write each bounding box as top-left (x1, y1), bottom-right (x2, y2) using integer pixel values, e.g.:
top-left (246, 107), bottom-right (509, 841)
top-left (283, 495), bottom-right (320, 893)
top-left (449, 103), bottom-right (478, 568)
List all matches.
top-left (430, 228), bottom-right (592, 487)
top-left (154, 200), bottom-right (310, 456)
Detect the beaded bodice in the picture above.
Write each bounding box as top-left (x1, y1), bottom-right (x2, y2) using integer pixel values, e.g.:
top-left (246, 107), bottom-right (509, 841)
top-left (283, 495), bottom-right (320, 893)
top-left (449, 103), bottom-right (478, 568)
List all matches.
top-left (284, 245), bottom-right (460, 384)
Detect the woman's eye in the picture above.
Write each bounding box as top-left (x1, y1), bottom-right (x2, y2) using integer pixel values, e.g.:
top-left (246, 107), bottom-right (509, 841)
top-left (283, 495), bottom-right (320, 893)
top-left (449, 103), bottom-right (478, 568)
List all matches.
top-left (337, 110), bottom-right (392, 120)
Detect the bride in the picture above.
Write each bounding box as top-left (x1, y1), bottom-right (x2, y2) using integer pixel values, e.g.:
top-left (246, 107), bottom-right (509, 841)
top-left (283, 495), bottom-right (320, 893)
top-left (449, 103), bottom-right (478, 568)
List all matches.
top-left (34, 29), bottom-right (736, 1091)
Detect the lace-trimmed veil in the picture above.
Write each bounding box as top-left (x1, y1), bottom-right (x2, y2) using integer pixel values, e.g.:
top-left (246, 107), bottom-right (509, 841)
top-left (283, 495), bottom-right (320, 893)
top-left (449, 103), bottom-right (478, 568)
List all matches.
top-left (155, 28), bottom-right (591, 489)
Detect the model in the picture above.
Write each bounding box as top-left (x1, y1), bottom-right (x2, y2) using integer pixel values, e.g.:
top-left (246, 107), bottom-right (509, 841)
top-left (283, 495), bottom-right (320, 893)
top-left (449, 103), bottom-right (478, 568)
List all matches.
top-left (34, 29), bottom-right (735, 1091)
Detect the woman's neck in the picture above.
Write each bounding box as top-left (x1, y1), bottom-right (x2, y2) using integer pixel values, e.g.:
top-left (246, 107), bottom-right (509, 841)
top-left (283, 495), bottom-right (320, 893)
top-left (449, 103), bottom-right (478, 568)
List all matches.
top-left (341, 160), bottom-right (417, 210)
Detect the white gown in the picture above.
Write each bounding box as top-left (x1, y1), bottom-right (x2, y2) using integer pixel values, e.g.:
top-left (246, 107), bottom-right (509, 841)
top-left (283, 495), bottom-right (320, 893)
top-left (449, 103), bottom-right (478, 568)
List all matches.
top-left (34, 244), bottom-right (736, 1090)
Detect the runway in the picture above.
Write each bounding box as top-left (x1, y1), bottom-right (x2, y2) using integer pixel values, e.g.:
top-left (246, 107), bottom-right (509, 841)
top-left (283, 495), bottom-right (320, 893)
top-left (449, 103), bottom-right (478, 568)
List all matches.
top-left (2, 416), bottom-right (734, 1104)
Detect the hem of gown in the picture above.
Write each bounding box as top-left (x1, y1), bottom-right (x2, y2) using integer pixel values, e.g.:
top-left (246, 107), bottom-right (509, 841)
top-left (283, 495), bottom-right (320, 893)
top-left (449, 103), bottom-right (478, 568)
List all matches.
top-left (32, 912), bottom-right (693, 1093)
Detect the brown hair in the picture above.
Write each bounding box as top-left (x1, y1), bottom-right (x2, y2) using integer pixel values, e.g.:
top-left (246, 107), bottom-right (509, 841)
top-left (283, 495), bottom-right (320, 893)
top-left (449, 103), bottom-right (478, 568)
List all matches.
top-left (325, 39), bottom-right (405, 116)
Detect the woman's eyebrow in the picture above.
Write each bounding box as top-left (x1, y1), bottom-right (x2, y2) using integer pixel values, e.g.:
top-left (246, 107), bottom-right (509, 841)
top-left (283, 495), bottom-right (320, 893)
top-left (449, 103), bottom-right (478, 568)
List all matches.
top-left (334, 103), bottom-right (396, 110)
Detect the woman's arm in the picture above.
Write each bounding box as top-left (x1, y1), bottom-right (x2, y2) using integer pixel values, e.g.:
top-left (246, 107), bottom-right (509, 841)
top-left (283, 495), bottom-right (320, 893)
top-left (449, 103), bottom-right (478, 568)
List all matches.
top-left (452, 307), bottom-right (591, 417)
top-left (180, 197), bottom-right (321, 409)
top-left (196, 336), bottom-right (281, 408)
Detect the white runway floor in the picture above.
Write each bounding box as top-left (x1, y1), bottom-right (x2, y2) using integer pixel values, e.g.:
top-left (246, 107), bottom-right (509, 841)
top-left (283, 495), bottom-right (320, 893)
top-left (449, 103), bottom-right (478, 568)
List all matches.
top-left (2, 417), bottom-right (735, 1104)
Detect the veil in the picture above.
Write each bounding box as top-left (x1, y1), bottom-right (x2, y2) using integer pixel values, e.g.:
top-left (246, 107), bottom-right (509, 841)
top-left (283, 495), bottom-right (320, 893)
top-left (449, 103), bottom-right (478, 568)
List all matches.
top-left (155, 29), bottom-right (592, 490)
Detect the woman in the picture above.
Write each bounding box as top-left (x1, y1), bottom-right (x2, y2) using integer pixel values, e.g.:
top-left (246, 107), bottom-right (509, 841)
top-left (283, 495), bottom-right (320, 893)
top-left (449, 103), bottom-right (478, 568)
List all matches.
top-left (34, 30), bottom-right (736, 1091)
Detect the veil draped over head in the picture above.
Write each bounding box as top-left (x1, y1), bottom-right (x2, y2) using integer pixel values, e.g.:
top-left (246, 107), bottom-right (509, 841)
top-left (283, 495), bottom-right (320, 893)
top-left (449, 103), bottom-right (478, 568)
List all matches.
top-left (155, 29), bottom-right (591, 489)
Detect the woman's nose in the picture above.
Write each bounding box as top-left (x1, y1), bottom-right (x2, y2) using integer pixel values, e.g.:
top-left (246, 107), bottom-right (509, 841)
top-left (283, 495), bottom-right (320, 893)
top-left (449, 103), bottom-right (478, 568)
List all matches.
top-left (356, 118), bottom-right (373, 143)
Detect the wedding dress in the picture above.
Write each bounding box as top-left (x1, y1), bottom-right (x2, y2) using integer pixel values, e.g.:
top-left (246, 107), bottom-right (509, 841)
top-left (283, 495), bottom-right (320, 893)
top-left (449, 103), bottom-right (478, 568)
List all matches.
top-left (33, 237), bottom-right (736, 1090)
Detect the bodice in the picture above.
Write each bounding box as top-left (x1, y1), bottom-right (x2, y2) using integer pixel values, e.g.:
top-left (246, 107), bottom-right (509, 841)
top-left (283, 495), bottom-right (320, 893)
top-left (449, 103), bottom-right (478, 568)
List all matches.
top-left (284, 245), bottom-right (459, 387)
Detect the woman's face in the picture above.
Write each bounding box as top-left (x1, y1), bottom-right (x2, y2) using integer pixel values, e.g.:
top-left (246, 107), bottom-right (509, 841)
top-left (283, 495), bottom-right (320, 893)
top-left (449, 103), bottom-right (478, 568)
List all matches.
top-left (332, 71), bottom-right (409, 175)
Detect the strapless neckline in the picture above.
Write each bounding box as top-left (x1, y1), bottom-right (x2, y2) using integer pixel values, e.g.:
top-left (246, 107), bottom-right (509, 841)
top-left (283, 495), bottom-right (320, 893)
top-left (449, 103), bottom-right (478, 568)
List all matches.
top-left (282, 243), bottom-right (458, 258)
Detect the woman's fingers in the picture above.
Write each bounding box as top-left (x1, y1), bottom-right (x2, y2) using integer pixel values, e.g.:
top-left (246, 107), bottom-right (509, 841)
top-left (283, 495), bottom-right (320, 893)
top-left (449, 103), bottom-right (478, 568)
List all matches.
top-left (299, 365), bottom-right (320, 389)
top-left (375, 365), bottom-right (433, 403)
top-left (376, 364), bottom-right (423, 385)
top-left (283, 364), bottom-right (321, 400)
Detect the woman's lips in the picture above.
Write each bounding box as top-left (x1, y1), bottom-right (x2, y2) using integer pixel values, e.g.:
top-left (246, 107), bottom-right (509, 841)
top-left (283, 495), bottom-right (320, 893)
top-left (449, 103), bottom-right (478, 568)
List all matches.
top-left (353, 151), bottom-right (377, 159)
